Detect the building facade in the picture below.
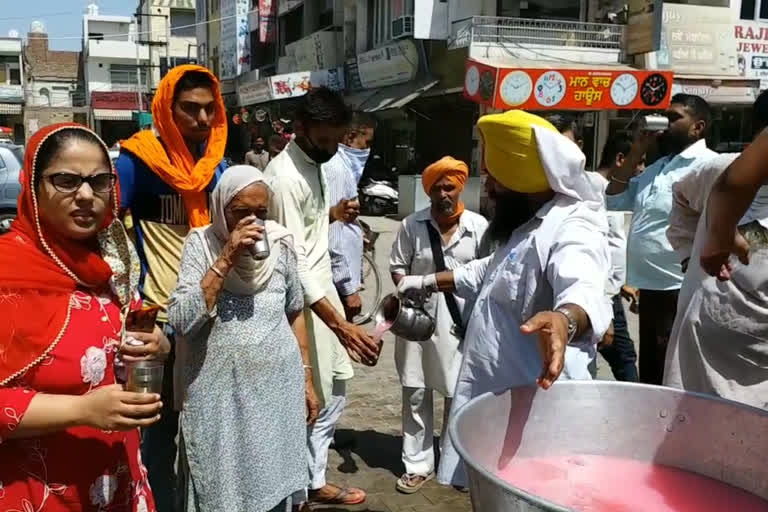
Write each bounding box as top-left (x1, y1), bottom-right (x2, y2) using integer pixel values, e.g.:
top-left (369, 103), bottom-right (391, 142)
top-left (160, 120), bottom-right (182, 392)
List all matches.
top-left (82, 4), bottom-right (150, 146)
top-left (191, 0), bottom-right (768, 214)
top-left (136, 0), bottom-right (198, 91)
top-left (24, 23), bottom-right (87, 142)
top-left (0, 38), bottom-right (24, 144)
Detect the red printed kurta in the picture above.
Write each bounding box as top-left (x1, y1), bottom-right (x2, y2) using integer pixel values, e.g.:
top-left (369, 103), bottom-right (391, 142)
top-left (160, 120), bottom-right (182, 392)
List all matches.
top-left (0, 289), bottom-right (155, 512)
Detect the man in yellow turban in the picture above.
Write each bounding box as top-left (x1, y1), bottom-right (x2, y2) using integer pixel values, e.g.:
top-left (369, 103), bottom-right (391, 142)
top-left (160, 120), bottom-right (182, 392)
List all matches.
top-left (397, 110), bottom-right (612, 489)
top-left (389, 156), bottom-right (488, 494)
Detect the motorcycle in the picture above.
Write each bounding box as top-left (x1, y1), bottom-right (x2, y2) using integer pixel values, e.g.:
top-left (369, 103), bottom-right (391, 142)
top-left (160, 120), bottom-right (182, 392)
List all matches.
top-left (360, 178), bottom-right (398, 216)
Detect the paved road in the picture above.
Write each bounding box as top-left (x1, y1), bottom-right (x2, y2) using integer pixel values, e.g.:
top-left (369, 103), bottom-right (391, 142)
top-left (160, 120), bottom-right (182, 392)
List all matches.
top-left (319, 216), bottom-right (640, 512)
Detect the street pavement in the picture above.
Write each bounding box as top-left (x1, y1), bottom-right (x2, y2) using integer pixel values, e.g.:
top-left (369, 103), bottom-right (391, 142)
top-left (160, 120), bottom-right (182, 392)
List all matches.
top-left (317, 215), bottom-right (640, 512)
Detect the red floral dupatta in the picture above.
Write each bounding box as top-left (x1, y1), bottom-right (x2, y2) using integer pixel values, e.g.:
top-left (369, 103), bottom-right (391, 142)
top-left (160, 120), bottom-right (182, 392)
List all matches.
top-left (0, 123), bottom-right (139, 386)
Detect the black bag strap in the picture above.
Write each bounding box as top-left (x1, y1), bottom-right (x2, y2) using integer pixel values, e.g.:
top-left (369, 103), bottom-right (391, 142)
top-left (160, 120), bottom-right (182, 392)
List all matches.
top-left (425, 222), bottom-right (464, 336)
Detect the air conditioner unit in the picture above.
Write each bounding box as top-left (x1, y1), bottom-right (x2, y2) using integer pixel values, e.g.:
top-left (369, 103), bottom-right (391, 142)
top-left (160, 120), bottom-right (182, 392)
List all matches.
top-left (392, 16), bottom-right (414, 39)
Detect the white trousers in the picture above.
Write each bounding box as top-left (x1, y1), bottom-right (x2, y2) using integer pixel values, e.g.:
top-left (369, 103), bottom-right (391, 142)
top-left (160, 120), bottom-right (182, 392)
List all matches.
top-left (307, 379), bottom-right (347, 490)
top-left (401, 387), bottom-right (452, 476)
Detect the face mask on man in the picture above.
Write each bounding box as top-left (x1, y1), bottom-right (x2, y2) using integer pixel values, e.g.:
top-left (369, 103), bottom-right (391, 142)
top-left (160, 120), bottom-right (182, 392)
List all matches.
top-left (337, 144), bottom-right (371, 182)
top-left (304, 133), bottom-right (336, 164)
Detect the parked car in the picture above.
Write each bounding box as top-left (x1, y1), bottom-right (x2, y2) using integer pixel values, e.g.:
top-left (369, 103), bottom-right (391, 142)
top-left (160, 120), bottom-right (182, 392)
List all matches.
top-left (0, 143), bottom-right (23, 234)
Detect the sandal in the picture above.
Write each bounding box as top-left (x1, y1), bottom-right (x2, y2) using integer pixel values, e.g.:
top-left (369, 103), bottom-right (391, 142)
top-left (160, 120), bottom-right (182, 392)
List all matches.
top-left (396, 472), bottom-right (435, 494)
top-left (308, 484), bottom-right (366, 505)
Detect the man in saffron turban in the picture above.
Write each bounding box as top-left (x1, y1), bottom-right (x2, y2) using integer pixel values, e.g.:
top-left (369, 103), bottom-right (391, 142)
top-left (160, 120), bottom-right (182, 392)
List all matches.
top-left (389, 156), bottom-right (488, 493)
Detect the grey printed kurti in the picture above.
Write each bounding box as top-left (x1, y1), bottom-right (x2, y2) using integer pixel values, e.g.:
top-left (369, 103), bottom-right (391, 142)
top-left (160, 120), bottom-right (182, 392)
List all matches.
top-left (168, 234), bottom-right (306, 512)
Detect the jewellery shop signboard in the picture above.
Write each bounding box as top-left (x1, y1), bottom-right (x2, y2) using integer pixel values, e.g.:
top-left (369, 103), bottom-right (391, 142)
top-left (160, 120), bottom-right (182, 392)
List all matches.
top-left (463, 59), bottom-right (675, 111)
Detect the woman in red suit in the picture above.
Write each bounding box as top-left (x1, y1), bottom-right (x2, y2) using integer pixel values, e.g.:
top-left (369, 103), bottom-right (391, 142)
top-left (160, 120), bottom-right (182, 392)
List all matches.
top-left (0, 123), bottom-right (169, 511)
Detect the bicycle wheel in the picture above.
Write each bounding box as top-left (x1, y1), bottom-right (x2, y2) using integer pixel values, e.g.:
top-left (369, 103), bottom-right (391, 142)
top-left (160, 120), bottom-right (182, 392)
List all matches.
top-left (355, 252), bottom-right (382, 325)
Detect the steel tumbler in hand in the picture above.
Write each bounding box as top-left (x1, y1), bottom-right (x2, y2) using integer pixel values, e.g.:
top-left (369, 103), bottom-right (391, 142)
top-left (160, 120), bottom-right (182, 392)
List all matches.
top-left (249, 217), bottom-right (270, 260)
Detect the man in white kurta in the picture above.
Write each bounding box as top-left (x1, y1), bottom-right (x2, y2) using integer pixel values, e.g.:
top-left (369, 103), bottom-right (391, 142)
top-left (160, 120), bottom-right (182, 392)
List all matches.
top-left (397, 111), bottom-right (611, 489)
top-left (664, 151), bottom-right (768, 410)
top-left (263, 87), bottom-right (376, 506)
top-left (389, 157), bottom-right (488, 493)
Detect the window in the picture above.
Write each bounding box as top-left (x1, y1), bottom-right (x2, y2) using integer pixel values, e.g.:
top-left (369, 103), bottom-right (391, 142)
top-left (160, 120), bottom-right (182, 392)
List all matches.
top-left (110, 64), bottom-right (149, 87)
top-left (319, 0), bottom-right (334, 28)
top-left (161, 57), bottom-right (195, 77)
top-left (281, 5), bottom-right (304, 50)
top-left (89, 32), bottom-right (104, 40)
top-left (374, 0), bottom-right (392, 47)
top-left (9, 67), bottom-right (20, 85)
top-left (369, 0), bottom-right (414, 48)
top-left (171, 9), bottom-right (196, 37)
top-left (740, 0), bottom-right (768, 20)
top-left (251, 31), bottom-right (276, 70)
top-left (39, 88), bottom-right (51, 107)
top-left (516, 0), bottom-right (581, 21)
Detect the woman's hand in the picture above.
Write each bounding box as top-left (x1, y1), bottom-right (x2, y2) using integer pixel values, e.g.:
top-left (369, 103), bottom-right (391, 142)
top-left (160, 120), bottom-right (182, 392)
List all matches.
top-left (305, 375), bottom-right (320, 425)
top-left (78, 384), bottom-right (162, 431)
top-left (220, 215), bottom-right (266, 264)
top-left (120, 325), bottom-right (171, 362)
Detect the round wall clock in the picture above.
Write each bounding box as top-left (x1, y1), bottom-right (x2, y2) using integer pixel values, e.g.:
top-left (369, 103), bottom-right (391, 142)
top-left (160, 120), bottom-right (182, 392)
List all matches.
top-left (534, 71), bottom-right (567, 107)
top-left (465, 65), bottom-right (480, 97)
top-left (499, 70), bottom-right (533, 107)
top-left (610, 73), bottom-right (639, 106)
top-left (640, 73), bottom-right (669, 106)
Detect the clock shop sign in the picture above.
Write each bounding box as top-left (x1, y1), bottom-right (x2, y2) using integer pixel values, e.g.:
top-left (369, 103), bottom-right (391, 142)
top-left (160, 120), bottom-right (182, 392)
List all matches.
top-left (463, 60), bottom-right (674, 111)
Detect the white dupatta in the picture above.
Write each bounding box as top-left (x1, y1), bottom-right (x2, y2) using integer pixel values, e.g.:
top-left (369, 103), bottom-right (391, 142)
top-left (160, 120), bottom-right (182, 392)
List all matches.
top-left (191, 165), bottom-right (294, 295)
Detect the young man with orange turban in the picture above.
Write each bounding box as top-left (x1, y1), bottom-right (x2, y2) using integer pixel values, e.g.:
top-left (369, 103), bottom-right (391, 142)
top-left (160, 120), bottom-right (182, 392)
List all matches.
top-left (389, 156), bottom-right (488, 493)
top-left (116, 65), bottom-right (228, 512)
top-left (397, 111), bottom-right (612, 489)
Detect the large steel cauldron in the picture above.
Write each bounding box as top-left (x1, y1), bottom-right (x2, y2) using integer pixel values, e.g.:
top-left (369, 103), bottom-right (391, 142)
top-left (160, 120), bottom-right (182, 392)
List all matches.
top-left (449, 381), bottom-right (768, 511)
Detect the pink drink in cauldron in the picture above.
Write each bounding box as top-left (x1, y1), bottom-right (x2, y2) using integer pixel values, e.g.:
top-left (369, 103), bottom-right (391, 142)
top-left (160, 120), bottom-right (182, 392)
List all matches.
top-left (496, 453), bottom-right (768, 511)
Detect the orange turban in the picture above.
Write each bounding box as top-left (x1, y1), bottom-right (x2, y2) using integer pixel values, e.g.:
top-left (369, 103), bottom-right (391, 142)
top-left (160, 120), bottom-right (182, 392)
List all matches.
top-left (422, 156), bottom-right (469, 195)
top-left (422, 156), bottom-right (469, 223)
top-left (121, 64), bottom-right (228, 227)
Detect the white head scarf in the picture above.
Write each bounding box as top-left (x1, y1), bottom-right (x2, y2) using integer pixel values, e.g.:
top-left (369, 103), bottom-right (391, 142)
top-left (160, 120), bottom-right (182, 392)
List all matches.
top-left (532, 125), bottom-right (605, 206)
top-left (529, 125), bottom-right (609, 271)
top-left (192, 165), bottom-right (294, 295)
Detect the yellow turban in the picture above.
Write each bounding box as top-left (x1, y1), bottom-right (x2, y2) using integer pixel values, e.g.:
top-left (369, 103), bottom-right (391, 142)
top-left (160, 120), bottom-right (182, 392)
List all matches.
top-left (477, 110), bottom-right (557, 193)
top-left (422, 156), bottom-right (469, 195)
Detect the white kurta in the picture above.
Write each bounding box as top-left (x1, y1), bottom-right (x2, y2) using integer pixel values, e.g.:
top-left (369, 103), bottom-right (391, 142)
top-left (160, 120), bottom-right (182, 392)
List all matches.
top-left (664, 153), bottom-right (768, 410)
top-left (436, 126), bottom-right (612, 487)
top-left (264, 142), bottom-right (353, 407)
top-left (389, 208), bottom-right (489, 395)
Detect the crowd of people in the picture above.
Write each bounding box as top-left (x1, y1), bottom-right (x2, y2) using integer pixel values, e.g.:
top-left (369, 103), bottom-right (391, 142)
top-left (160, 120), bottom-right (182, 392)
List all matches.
top-left (0, 62), bottom-right (766, 512)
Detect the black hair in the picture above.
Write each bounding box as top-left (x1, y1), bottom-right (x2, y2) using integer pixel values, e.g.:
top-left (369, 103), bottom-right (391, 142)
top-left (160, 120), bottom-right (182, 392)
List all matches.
top-left (670, 93), bottom-right (712, 133)
top-left (294, 87), bottom-right (351, 127)
top-left (268, 134), bottom-right (288, 151)
top-left (545, 113), bottom-right (583, 141)
top-left (173, 70), bottom-right (215, 103)
top-left (348, 111), bottom-right (377, 134)
top-left (599, 134), bottom-right (633, 169)
top-left (753, 89), bottom-right (768, 135)
top-left (35, 128), bottom-right (109, 189)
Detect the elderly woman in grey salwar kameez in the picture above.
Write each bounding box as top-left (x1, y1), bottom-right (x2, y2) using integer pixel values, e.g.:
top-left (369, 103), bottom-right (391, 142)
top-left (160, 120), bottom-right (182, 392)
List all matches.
top-left (168, 165), bottom-right (320, 512)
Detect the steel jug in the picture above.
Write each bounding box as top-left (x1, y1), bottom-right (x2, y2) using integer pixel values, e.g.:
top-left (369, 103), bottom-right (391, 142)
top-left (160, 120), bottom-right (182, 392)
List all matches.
top-left (375, 293), bottom-right (436, 342)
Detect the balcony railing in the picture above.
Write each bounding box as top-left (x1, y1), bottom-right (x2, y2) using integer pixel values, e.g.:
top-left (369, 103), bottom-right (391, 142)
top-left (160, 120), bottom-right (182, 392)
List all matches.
top-left (454, 16), bottom-right (624, 51)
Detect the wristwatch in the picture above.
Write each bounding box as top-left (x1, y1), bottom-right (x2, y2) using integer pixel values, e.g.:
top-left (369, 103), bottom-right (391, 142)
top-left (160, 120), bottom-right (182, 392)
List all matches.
top-left (555, 307), bottom-right (578, 343)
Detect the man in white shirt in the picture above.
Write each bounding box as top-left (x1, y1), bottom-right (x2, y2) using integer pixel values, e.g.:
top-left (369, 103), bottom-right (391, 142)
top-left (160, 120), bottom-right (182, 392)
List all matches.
top-left (264, 87), bottom-right (378, 506)
top-left (593, 134), bottom-right (645, 381)
top-left (389, 157), bottom-right (488, 493)
top-left (398, 110), bottom-right (611, 488)
top-left (606, 94), bottom-right (717, 384)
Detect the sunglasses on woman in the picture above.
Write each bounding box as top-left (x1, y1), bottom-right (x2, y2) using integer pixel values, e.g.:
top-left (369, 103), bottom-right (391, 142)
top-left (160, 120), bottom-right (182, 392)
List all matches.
top-left (44, 172), bottom-right (117, 194)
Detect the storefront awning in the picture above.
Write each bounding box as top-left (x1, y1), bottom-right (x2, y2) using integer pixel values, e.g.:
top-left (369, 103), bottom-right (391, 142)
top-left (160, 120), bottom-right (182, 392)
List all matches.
top-left (463, 57), bottom-right (675, 111)
top-left (93, 109), bottom-right (134, 121)
top-left (0, 103), bottom-right (22, 115)
top-left (345, 79), bottom-right (439, 112)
